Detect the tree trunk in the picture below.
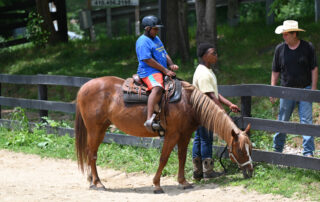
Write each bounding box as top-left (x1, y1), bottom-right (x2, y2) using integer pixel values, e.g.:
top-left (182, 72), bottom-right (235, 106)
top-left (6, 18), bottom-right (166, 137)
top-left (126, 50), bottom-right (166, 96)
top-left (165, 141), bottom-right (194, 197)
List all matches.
top-left (228, 0), bottom-right (239, 26)
top-left (165, 0), bottom-right (190, 62)
top-left (35, 0), bottom-right (60, 44)
top-left (195, 0), bottom-right (217, 48)
top-left (53, 0), bottom-right (68, 42)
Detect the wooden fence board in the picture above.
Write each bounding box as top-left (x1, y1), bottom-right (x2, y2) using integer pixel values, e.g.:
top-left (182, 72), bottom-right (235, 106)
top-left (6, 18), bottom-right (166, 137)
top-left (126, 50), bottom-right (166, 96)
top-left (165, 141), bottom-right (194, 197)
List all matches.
top-left (233, 117), bottom-right (320, 137)
top-left (251, 149), bottom-right (320, 170)
top-left (0, 74), bottom-right (91, 87)
top-left (36, 75), bottom-right (91, 87)
top-left (0, 96), bottom-right (75, 113)
top-left (219, 84), bottom-right (320, 102)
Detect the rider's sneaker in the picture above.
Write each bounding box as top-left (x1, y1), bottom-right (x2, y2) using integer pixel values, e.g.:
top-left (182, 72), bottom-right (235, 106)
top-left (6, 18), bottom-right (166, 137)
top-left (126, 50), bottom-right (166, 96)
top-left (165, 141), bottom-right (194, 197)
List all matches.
top-left (144, 119), bottom-right (154, 133)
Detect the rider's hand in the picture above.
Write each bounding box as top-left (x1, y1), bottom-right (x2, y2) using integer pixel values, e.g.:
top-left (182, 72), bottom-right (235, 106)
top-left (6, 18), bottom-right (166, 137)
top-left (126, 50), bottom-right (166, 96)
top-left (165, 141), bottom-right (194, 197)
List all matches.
top-left (169, 64), bottom-right (179, 71)
top-left (229, 104), bottom-right (240, 113)
top-left (164, 69), bottom-right (176, 77)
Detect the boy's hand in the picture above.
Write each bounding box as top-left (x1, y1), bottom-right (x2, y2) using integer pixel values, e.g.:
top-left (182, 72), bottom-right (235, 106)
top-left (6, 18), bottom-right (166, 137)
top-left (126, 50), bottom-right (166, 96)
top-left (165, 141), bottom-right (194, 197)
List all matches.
top-left (164, 69), bottom-right (176, 77)
top-left (169, 64), bottom-right (179, 71)
top-left (229, 104), bottom-right (240, 113)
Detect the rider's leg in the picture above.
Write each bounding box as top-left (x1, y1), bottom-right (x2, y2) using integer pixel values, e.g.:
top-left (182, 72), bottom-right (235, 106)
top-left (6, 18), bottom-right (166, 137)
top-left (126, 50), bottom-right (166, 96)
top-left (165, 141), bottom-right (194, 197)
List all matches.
top-left (147, 86), bottom-right (163, 120)
top-left (141, 73), bottom-right (164, 132)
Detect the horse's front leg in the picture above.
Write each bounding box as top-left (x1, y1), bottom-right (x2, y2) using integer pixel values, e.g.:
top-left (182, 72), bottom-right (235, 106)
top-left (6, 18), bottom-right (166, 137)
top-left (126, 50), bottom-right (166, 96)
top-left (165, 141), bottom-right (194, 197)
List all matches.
top-left (153, 134), bottom-right (179, 194)
top-left (177, 134), bottom-right (193, 189)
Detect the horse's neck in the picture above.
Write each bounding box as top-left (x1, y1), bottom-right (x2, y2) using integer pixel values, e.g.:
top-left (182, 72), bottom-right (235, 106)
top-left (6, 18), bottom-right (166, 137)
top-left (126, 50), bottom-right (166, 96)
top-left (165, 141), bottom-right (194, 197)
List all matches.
top-left (217, 113), bottom-right (238, 147)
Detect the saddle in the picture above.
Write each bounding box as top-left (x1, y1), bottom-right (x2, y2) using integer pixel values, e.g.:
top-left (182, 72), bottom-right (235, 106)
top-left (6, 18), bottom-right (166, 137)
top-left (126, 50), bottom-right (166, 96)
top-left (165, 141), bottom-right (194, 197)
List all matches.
top-left (122, 74), bottom-right (182, 103)
top-left (122, 74), bottom-right (182, 136)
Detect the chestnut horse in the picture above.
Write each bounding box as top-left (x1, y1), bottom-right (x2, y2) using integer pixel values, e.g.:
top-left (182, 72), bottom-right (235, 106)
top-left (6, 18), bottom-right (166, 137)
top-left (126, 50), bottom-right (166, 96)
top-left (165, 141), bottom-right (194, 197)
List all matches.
top-left (75, 76), bottom-right (253, 193)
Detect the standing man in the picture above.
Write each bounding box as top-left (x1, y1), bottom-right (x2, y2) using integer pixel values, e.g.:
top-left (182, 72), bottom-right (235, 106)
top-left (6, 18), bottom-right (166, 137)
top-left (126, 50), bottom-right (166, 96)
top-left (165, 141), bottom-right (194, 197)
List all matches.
top-left (270, 20), bottom-right (318, 157)
top-left (136, 15), bottom-right (179, 132)
top-left (192, 43), bottom-right (240, 180)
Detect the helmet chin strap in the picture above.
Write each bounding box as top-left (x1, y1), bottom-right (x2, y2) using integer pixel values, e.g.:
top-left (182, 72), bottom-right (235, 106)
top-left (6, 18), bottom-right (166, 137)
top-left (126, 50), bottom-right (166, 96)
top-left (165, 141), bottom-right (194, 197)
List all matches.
top-left (144, 27), bottom-right (154, 39)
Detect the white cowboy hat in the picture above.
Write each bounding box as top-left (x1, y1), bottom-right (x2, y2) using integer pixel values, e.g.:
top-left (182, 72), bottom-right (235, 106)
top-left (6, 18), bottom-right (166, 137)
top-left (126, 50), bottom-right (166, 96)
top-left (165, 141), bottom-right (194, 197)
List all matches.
top-left (275, 20), bottom-right (305, 34)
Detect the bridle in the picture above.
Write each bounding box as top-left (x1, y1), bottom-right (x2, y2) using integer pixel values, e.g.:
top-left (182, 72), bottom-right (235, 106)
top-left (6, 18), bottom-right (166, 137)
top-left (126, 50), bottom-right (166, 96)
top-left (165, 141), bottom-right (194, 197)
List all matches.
top-left (228, 139), bottom-right (253, 169)
top-left (219, 110), bottom-right (253, 172)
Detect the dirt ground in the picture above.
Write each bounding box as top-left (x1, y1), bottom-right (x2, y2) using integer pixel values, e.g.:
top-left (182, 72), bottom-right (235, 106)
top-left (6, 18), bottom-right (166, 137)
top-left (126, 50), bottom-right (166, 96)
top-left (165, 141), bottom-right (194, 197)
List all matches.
top-left (0, 150), bottom-right (310, 202)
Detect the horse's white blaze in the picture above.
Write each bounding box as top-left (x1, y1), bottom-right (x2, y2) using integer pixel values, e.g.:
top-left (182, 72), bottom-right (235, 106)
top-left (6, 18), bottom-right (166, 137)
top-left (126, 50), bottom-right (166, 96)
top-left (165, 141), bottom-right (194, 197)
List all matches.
top-left (229, 143), bottom-right (253, 168)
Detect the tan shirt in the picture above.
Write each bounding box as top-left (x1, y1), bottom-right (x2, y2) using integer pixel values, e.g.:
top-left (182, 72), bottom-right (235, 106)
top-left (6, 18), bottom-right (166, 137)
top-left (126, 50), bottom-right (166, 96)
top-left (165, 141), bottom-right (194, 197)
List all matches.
top-left (192, 64), bottom-right (218, 98)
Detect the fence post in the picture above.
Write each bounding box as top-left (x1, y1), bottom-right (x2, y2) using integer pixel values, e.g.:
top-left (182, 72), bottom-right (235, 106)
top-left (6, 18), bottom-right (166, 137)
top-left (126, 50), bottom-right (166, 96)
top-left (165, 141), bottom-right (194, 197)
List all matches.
top-left (241, 96), bottom-right (251, 129)
top-left (38, 84), bottom-right (48, 122)
top-left (0, 83), bottom-right (1, 119)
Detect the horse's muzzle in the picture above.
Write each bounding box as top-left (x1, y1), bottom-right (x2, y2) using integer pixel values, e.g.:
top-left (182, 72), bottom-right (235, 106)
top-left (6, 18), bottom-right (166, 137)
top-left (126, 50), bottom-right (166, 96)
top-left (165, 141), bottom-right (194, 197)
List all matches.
top-left (242, 166), bottom-right (253, 179)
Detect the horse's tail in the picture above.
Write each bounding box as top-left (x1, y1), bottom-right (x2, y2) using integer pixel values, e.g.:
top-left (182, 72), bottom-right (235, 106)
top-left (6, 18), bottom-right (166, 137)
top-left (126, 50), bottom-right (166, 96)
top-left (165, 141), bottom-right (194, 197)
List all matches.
top-left (75, 102), bottom-right (87, 173)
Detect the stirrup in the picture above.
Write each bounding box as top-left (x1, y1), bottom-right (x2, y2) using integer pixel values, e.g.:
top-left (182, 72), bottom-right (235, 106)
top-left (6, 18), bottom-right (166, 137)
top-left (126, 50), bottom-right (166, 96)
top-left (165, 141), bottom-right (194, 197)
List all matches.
top-left (144, 113), bottom-right (156, 132)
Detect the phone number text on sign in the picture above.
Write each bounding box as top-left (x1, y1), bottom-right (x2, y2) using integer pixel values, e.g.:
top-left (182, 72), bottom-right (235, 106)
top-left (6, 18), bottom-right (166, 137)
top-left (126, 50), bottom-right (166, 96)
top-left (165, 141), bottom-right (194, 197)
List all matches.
top-left (91, 0), bottom-right (139, 6)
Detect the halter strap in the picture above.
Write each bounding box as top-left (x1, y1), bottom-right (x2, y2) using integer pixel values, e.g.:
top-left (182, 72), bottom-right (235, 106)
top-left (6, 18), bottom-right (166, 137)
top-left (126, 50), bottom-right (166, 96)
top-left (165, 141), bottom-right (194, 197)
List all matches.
top-left (228, 142), bottom-right (253, 168)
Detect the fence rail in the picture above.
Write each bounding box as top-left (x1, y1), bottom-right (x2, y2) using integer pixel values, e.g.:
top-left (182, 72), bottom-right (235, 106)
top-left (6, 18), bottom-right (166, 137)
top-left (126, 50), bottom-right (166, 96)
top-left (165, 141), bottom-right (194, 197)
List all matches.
top-left (0, 74), bottom-right (319, 171)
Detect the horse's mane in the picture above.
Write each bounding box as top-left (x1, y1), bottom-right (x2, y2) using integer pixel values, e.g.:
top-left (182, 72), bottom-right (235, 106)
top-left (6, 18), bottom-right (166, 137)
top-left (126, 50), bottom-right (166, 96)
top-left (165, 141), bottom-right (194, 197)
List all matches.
top-left (182, 82), bottom-right (241, 146)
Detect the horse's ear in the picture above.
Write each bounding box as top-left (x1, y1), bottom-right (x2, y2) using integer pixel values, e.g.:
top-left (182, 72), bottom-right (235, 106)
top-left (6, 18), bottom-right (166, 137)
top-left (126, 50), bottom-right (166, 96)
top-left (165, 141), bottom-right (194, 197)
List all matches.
top-left (231, 129), bottom-right (238, 141)
top-left (244, 124), bottom-right (251, 134)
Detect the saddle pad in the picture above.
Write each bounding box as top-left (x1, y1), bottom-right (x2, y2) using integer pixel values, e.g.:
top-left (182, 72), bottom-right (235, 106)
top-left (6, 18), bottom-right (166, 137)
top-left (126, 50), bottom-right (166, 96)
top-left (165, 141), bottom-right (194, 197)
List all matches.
top-left (123, 79), bottom-right (182, 104)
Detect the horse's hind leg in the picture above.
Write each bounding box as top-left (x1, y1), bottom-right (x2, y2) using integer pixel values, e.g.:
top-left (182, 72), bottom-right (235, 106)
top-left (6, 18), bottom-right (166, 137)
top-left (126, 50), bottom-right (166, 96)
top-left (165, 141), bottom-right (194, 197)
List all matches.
top-left (87, 126), bottom-right (109, 191)
top-left (177, 134), bottom-right (193, 190)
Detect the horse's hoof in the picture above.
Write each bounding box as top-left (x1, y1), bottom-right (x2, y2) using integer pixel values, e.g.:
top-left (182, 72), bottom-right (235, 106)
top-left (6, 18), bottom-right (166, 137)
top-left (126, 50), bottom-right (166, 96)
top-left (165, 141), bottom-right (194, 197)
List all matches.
top-left (178, 183), bottom-right (193, 190)
top-left (89, 184), bottom-right (107, 191)
top-left (153, 187), bottom-right (164, 194)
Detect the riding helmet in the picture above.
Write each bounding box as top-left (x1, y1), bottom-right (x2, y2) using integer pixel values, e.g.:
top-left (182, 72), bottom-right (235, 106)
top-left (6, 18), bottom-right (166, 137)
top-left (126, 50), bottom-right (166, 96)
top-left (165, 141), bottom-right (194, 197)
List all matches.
top-left (141, 15), bottom-right (164, 29)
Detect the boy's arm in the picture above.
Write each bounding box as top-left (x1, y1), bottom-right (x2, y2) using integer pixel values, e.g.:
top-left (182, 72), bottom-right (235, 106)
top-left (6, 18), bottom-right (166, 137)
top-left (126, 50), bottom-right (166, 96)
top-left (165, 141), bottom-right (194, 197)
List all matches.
top-left (143, 58), bottom-right (175, 77)
top-left (218, 94), bottom-right (240, 113)
top-left (205, 92), bottom-right (224, 111)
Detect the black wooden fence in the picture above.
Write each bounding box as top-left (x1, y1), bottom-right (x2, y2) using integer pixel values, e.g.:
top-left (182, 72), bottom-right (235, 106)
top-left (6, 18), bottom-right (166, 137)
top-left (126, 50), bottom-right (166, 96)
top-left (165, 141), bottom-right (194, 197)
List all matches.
top-left (0, 74), bottom-right (319, 171)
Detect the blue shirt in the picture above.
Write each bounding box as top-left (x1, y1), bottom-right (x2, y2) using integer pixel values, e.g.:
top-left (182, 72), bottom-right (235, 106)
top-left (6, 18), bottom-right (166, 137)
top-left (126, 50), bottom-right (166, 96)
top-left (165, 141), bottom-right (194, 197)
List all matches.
top-left (136, 35), bottom-right (167, 78)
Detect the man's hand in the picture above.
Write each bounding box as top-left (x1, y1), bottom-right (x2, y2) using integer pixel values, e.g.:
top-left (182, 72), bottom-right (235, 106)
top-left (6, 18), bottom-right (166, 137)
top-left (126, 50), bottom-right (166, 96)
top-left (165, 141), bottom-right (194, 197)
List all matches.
top-left (229, 104), bottom-right (240, 113)
top-left (169, 64), bottom-right (179, 71)
top-left (164, 69), bottom-right (176, 77)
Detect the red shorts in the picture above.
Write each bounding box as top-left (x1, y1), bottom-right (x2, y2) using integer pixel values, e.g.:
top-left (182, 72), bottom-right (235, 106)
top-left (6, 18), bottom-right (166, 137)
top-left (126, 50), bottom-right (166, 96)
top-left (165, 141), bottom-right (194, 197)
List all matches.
top-left (142, 73), bottom-right (164, 91)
